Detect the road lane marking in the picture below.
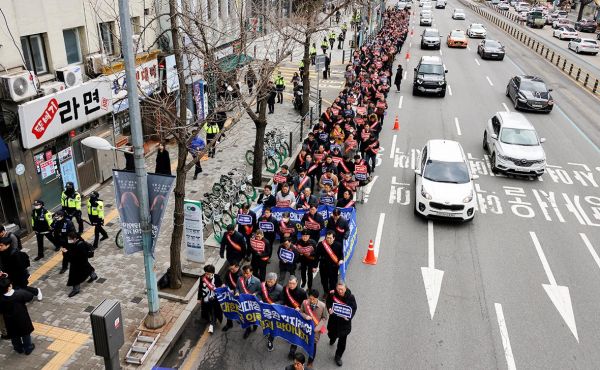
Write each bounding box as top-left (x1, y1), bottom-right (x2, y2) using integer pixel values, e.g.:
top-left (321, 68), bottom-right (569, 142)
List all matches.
top-left (428, 221), bottom-right (435, 268)
top-left (179, 327), bottom-right (210, 370)
top-left (494, 303), bottom-right (517, 370)
top-left (467, 45), bottom-right (471, 50)
top-left (422, 221), bottom-right (444, 319)
top-left (580, 233), bottom-right (600, 271)
top-left (448, 85), bottom-right (453, 96)
top-left (475, 58), bottom-right (481, 66)
top-left (390, 135), bottom-right (397, 159)
top-left (439, 49), bottom-right (443, 55)
top-left (403, 71), bottom-right (407, 80)
top-left (486, 76), bottom-right (494, 86)
top-left (398, 95), bottom-right (404, 109)
top-left (373, 213), bottom-right (385, 257)
top-left (454, 117), bottom-right (462, 136)
top-left (502, 103), bottom-right (510, 112)
top-left (362, 175), bottom-right (378, 203)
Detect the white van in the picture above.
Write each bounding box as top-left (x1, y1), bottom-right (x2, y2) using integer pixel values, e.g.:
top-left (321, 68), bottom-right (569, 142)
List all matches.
top-left (436, 0), bottom-right (446, 8)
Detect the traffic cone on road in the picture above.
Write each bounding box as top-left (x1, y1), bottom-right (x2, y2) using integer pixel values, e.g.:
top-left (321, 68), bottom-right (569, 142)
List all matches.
top-left (393, 115), bottom-right (400, 131)
top-left (363, 240), bottom-right (377, 265)
top-left (405, 52), bottom-right (410, 60)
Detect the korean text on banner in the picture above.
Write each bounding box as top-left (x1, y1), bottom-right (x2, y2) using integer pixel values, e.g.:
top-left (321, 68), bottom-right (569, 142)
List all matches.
top-left (184, 199), bottom-right (205, 262)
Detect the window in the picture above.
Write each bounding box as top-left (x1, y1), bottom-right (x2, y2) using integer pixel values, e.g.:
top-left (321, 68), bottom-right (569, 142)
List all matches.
top-left (99, 22), bottom-right (115, 55)
top-left (20, 34), bottom-right (49, 74)
top-left (131, 17), bottom-right (141, 34)
top-left (63, 28), bottom-right (82, 64)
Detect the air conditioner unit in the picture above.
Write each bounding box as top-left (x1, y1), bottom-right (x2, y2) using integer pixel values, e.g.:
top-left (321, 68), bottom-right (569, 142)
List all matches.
top-left (40, 81), bottom-right (66, 96)
top-left (87, 53), bottom-right (107, 75)
top-left (0, 71), bottom-right (38, 102)
top-left (132, 34), bottom-right (143, 53)
top-left (56, 65), bottom-right (83, 88)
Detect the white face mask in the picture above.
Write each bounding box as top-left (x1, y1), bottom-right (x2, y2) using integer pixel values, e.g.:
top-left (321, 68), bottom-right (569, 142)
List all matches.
top-left (34, 205), bottom-right (42, 209)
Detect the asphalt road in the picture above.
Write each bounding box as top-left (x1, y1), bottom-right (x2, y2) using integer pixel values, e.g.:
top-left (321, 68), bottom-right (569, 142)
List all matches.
top-left (166, 1), bottom-right (600, 369)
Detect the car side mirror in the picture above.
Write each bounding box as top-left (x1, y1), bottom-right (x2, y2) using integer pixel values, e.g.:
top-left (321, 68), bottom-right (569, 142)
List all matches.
top-left (471, 175), bottom-right (480, 180)
top-left (415, 169), bottom-right (421, 176)
top-left (540, 137), bottom-right (546, 143)
top-left (445, 69), bottom-right (448, 73)
top-left (491, 133), bottom-right (498, 140)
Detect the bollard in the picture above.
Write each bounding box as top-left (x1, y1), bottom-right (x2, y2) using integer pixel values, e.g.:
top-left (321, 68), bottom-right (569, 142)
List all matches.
top-left (289, 131), bottom-right (293, 156)
top-left (254, 45), bottom-right (257, 58)
top-left (562, 59), bottom-right (567, 70)
top-left (567, 62), bottom-right (572, 74)
top-left (576, 68), bottom-right (581, 81)
top-left (545, 48), bottom-right (549, 58)
top-left (556, 55), bottom-right (560, 66)
top-left (593, 80), bottom-right (599, 93)
top-left (584, 73), bottom-right (589, 86)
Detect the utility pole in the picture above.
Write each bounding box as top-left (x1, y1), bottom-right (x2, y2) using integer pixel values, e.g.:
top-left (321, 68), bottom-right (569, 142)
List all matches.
top-left (117, 0), bottom-right (165, 329)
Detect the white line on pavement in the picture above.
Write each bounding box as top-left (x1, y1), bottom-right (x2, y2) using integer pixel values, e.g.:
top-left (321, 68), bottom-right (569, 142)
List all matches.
top-left (486, 76), bottom-right (494, 86)
top-left (428, 221), bottom-right (435, 268)
top-left (454, 117), bottom-right (462, 136)
top-left (475, 59), bottom-right (481, 66)
top-left (403, 71), bottom-right (407, 80)
top-left (467, 45), bottom-right (471, 50)
top-left (530, 232), bottom-right (556, 285)
top-left (390, 135), bottom-right (397, 159)
top-left (374, 213), bottom-right (385, 257)
top-left (409, 42), bottom-right (412, 48)
top-left (502, 103), bottom-right (510, 112)
top-left (448, 85), bottom-right (453, 96)
top-left (398, 95), bottom-right (404, 109)
top-left (580, 233), bottom-right (600, 271)
top-left (495, 303), bottom-right (517, 370)
top-left (439, 49), bottom-right (443, 56)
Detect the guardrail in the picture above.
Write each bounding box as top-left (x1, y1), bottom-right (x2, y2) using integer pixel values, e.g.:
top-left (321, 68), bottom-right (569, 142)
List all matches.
top-left (459, 0), bottom-right (600, 96)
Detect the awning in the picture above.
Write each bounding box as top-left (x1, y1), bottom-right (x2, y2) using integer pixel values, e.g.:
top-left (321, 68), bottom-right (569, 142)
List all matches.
top-left (218, 54), bottom-right (253, 73)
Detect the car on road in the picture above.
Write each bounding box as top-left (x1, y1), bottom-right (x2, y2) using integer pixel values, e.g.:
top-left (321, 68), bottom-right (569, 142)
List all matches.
top-left (397, 2), bottom-right (407, 10)
top-left (498, 2), bottom-right (510, 10)
top-left (477, 39), bottom-right (505, 59)
top-left (547, 10), bottom-right (568, 24)
top-left (420, 12), bottom-right (433, 26)
top-left (568, 38), bottom-right (599, 55)
top-left (467, 23), bottom-right (487, 38)
top-left (436, 0), bottom-right (446, 9)
top-left (423, 3), bottom-right (433, 11)
top-left (413, 55), bottom-right (448, 97)
top-left (447, 29), bottom-right (468, 47)
top-left (452, 9), bottom-right (466, 19)
top-left (553, 26), bottom-right (579, 40)
top-left (515, 2), bottom-right (530, 12)
top-left (510, 0), bottom-right (518, 7)
top-left (526, 11), bottom-right (546, 28)
top-left (414, 140), bottom-right (477, 221)
top-left (552, 18), bottom-right (571, 29)
top-left (421, 28), bottom-right (442, 49)
top-left (419, 0), bottom-right (430, 7)
top-left (483, 112), bottom-right (546, 177)
top-left (575, 19), bottom-right (598, 33)
top-left (506, 75), bottom-right (554, 113)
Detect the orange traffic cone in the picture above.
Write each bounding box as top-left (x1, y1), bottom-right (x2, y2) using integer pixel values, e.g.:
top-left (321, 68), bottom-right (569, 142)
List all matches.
top-left (411, 29), bottom-right (414, 36)
top-left (363, 240), bottom-right (377, 265)
top-left (405, 52), bottom-right (410, 60)
top-left (393, 115), bottom-right (400, 131)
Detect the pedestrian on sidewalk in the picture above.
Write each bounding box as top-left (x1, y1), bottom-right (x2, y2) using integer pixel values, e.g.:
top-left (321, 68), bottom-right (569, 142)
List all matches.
top-left (87, 191), bottom-right (108, 249)
top-left (60, 182), bottom-right (84, 234)
top-left (267, 81), bottom-right (276, 114)
top-left (285, 352), bottom-right (306, 370)
top-left (52, 211), bottom-right (75, 274)
top-left (323, 55), bottom-right (331, 80)
top-left (64, 232), bottom-right (97, 298)
top-left (335, 10), bottom-right (341, 23)
top-left (327, 281), bottom-right (357, 367)
top-left (394, 64), bottom-right (403, 92)
top-left (0, 238), bottom-right (42, 301)
top-left (198, 264), bottom-right (223, 334)
top-left (30, 200), bottom-right (56, 261)
top-left (291, 72), bottom-right (301, 88)
top-left (341, 22), bottom-right (348, 38)
top-left (189, 133), bottom-right (205, 179)
top-left (154, 143), bottom-right (172, 175)
top-left (338, 32), bottom-right (345, 49)
top-left (328, 31), bottom-right (336, 50)
top-left (245, 67), bottom-right (257, 94)
top-left (0, 277), bottom-right (36, 355)
top-left (301, 289), bottom-right (328, 368)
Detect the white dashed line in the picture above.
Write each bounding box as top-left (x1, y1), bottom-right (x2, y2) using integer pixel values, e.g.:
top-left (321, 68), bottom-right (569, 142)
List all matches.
top-left (486, 76), bottom-right (494, 86)
top-left (495, 303), bottom-right (517, 370)
top-left (454, 117), bottom-right (462, 136)
top-left (502, 103), bottom-right (510, 112)
top-left (474, 59), bottom-right (480, 66)
top-left (448, 85), bottom-right (453, 96)
top-left (403, 71), bottom-right (407, 80)
top-left (398, 95), bottom-right (404, 109)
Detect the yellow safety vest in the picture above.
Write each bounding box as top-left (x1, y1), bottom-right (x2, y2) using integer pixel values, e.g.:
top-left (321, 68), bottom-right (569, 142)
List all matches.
top-left (61, 191), bottom-right (81, 210)
top-left (203, 122), bottom-right (220, 134)
top-left (321, 40), bottom-right (329, 48)
top-left (299, 60), bottom-right (304, 68)
top-left (310, 47), bottom-right (317, 55)
top-left (275, 76), bottom-right (285, 86)
top-left (31, 209), bottom-right (52, 227)
top-left (329, 32), bottom-right (336, 40)
top-left (87, 200), bottom-right (105, 220)
top-left (341, 24), bottom-right (348, 31)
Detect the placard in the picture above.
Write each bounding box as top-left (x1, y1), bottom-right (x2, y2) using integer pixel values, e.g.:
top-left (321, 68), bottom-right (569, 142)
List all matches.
top-left (279, 248), bottom-right (295, 264)
top-left (184, 199), bottom-right (205, 262)
top-left (237, 214), bottom-right (253, 225)
top-left (332, 302), bottom-right (353, 319)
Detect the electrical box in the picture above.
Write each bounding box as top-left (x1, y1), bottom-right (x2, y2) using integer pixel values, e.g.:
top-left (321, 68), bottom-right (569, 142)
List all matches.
top-left (90, 299), bottom-right (125, 357)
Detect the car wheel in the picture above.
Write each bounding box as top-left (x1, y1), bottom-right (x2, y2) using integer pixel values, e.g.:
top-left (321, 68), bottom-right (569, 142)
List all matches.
top-left (412, 86), bottom-right (419, 96)
top-left (483, 132), bottom-right (489, 151)
top-left (559, 34), bottom-right (563, 40)
top-left (593, 52), bottom-right (598, 56)
top-left (491, 153), bottom-right (499, 174)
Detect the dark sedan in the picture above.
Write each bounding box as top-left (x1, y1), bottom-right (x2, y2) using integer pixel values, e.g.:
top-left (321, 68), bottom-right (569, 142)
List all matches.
top-left (575, 19), bottom-right (597, 33)
top-left (505, 76), bottom-right (554, 113)
top-left (477, 39), bottom-right (505, 60)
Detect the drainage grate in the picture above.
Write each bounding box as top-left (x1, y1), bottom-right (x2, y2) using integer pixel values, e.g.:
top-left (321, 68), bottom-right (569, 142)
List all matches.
top-left (96, 278), bottom-right (106, 284)
top-left (131, 296), bottom-right (143, 304)
top-left (84, 306), bottom-right (95, 313)
top-left (105, 223), bottom-right (114, 227)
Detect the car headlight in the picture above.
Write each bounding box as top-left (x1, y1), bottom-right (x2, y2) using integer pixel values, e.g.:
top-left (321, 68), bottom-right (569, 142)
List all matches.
top-left (497, 152), bottom-right (509, 161)
top-left (463, 190), bottom-right (473, 203)
top-left (517, 92), bottom-right (527, 102)
top-left (417, 79), bottom-right (423, 84)
top-left (438, 81), bottom-right (444, 85)
top-left (421, 185), bottom-right (432, 200)
top-left (548, 100), bottom-right (554, 105)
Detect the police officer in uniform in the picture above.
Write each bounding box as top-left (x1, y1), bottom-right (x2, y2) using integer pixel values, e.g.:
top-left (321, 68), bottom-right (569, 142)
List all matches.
top-left (316, 231), bottom-right (344, 295)
top-left (87, 191), bottom-right (108, 250)
top-left (61, 182), bottom-right (83, 234)
top-left (203, 118), bottom-right (220, 158)
top-left (51, 211), bottom-right (76, 274)
top-left (275, 71), bottom-right (285, 104)
top-left (221, 260), bottom-right (242, 331)
top-left (31, 200), bottom-right (55, 261)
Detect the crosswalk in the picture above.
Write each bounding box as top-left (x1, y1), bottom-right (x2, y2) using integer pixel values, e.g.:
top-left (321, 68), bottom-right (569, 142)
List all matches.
top-left (273, 66), bottom-right (345, 90)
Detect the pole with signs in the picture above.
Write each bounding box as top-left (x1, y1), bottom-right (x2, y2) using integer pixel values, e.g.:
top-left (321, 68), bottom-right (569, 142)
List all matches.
top-left (315, 55), bottom-right (325, 97)
top-left (184, 199), bottom-right (205, 263)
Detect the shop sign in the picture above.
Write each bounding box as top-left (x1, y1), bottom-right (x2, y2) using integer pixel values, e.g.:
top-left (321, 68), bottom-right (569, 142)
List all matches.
top-left (18, 80), bottom-right (113, 149)
top-left (165, 55), bottom-right (180, 93)
top-left (107, 59), bottom-right (159, 113)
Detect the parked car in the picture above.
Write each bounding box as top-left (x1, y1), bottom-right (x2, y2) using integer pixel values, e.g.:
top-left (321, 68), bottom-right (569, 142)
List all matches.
top-left (447, 29), bottom-right (468, 47)
top-left (498, 2), bottom-right (510, 10)
top-left (509, 0), bottom-right (518, 7)
top-left (452, 8), bottom-right (466, 19)
top-left (483, 112), bottom-right (546, 177)
top-left (553, 26), bottom-right (579, 40)
top-left (575, 19), bottom-right (598, 33)
top-left (414, 140), bottom-right (477, 221)
top-left (467, 23), bottom-right (487, 38)
top-left (478, 39), bottom-right (505, 60)
top-left (568, 38), bottom-right (599, 55)
top-left (421, 28), bottom-right (442, 49)
top-left (506, 75), bottom-right (554, 113)
top-left (552, 18), bottom-right (571, 29)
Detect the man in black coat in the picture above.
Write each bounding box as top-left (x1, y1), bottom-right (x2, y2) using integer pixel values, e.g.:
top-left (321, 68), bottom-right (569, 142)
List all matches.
top-left (0, 238), bottom-right (41, 301)
top-left (64, 232), bottom-right (97, 297)
top-left (257, 207), bottom-right (278, 255)
top-left (197, 264), bottom-right (223, 334)
top-left (301, 205), bottom-right (325, 245)
top-left (326, 281), bottom-right (357, 366)
top-left (394, 64), bottom-right (403, 92)
top-left (0, 277), bottom-right (35, 354)
top-left (154, 143), bottom-right (172, 175)
top-left (260, 272), bottom-right (283, 352)
top-left (283, 276), bottom-right (308, 359)
top-left (326, 209), bottom-right (350, 243)
top-left (316, 232), bottom-right (344, 295)
top-left (257, 185), bottom-right (276, 209)
top-left (220, 224), bottom-right (247, 264)
top-left (221, 260), bottom-right (242, 332)
top-left (237, 203), bottom-right (257, 254)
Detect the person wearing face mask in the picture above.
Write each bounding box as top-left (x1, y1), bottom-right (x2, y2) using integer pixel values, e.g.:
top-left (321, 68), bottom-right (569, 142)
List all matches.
top-left (0, 238), bottom-right (42, 301)
top-left (300, 289), bottom-right (328, 368)
top-left (197, 264), bottom-right (223, 334)
top-left (63, 232), bottom-right (97, 297)
top-left (87, 191), bottom-right (108, 250)
top-left (60, 182), bottom-right (84, 234)
top-left (51, 211), bottom-right (75, 274)
top-left (0, 277), bottom-right (36, 355)
top-left (30, 200), bottom-right (56, 261)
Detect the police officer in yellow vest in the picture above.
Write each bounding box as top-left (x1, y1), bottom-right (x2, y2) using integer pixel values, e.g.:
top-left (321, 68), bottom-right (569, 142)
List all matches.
top-left (203, 119), bottom-right (220, 158)
top-left (341, 22), bottom-right (348, 37)
top-left (87, 191), bottom-right (108, 249)
top-left (321, 37), bottom-right (329, 54)
top-left (328, 31), bottom-right (336, 49)
top-left (61, 182), bottom-right (84, 234)
top-left (310, 43), bottom-right (317, 65)
top-left (298, 60), bottom-right (305, 80)
top-left (31, 200), bottom-right (56, 261)
top-left (274, 71), bottom-right (285, 104)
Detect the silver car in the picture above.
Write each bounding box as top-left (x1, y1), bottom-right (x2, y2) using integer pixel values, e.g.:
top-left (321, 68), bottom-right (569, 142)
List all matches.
top-left (483, 111), bottom-right (546, 177)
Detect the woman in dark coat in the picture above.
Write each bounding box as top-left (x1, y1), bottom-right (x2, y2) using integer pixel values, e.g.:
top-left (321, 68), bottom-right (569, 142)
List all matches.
top-left (394, 64), bottom-right (403, 92)
top-left (155, 143), bottom-right (172, 175)
top-left (64, 232), bottom-right (97, 297)
top-left (197, 264), bottom-right (223, 334)
top-left (0, 277), bottom-right (35, 354)
top-left (326, 281), bottom-right (357, 366)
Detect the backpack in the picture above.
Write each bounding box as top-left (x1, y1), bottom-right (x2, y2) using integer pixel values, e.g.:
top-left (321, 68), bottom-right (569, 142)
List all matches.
top-left (82, 240), bottom-right (95, 258)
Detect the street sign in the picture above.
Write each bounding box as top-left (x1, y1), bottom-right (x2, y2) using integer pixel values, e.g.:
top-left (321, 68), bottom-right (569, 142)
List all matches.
top-left (315, 55), bottom-right (326, 72)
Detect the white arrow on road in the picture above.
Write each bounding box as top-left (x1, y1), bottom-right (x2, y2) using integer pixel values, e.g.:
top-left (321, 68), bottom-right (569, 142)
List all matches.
top-left (530, 231), bottom-right (579, 342)
top-left (422, 221), bottom-right (444, 319)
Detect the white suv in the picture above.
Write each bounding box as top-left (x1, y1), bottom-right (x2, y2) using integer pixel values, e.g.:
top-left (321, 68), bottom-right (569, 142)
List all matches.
top-left (483, 112), bottom-right (546, 177)
top-left (415, 140), bottom-right (477, 221)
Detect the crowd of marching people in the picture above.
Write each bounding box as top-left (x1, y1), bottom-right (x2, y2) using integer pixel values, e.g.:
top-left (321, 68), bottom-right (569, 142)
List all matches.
top-left (200, 7), bottom-right (411, 369)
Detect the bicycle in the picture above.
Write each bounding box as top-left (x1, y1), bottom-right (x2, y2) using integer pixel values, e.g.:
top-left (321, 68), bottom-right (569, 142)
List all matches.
top-left (115, 229), bottom-right (124, 249)
top-left (245, 146), bottom-right (280, 173)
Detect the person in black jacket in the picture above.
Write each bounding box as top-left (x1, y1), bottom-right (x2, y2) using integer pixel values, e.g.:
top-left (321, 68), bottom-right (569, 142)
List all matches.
top-left (64, 232), bottom-right (97, 297)
top-left (0, 277), bottom-right (35, 355)
top-left (221, 260), bottom-right (241, 332)
top-left (248, 231), bottom-right (271, 282)
top-left (326, 209), bottom-right (350, 243)
top-left (277, 238), bottom-right (299, 284)
top-left (327, 281), bottom-right (358, 367)
top-left (0, 238), bottom-right (41, 301)
top-left (301, 205), bottom-right (324, 244)
top-left (316, 232), bottom-right (344, 295)
top-left (154, 143), bottom-right (172, 175)
top-left (220, 224), bottom-right (247, 264)
top-left (283, 276), bottom-right (307, 359)
top-left (257, 207), bottom-right (278, 254)
top-left (284, 352), bottom-right (306, 370)
top-left (238, 203), bottom-right (258, 253)
top-left (394, 64), bottom-right (403, 92)
top-left (197, 264), bottom-right (223, 334)
top-left (51, 210), bottom-right (76, 274)
top-left (257, 185), bottom-right (276, 209)
top-left (30, 200), bottom-right (56, 261)
top-left (267, 81), bottom-right (276, 114)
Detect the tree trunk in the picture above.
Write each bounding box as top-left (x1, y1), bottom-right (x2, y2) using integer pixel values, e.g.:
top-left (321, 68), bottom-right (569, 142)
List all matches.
top-left (301, 33), bottom-right (311, 116)
top-left (252, 88), bottom-right (268, 186)
top-left (576, 0), bottom-right (592, 21)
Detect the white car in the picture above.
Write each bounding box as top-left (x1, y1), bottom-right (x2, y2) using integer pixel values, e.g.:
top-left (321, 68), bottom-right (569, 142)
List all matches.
top-left (498, 2), bottom-right (510, 10)
top-left (467, 23), bottom-right (487, 38)
top-left (483, 112), bottom-right (546, 177)
top-left (568, 38), bottom-right (600, 55)
top-left (516, 2), bottom-right (530, 12)
top-left (517, 11), bottom-right (528, 21)
top-left (553, 26), bottom-right (579, 40)
top-left (552, 18), bottom-right (571, 29)
top-left (414, 140), bottom-right (477, 221)
top-left (423, 3), bottom-right (433, 10)
top-left (436, 0), bottom-right (446, 9)
top-left (452, 9), bottom-right (466, 19)
top-left (510, 0), bottom-right (518, 7)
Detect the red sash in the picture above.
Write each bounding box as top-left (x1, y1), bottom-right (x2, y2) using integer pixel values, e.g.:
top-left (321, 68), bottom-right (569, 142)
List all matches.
top-left (250, 238), bottom-right (266, 254)
top-left (336, 225), bottom-right (345, 234)
top-left (239, 277), bottom-right (250, 294)
top-left (285, 287), bottom-right (300, 309)
top-left (332, 294), bottom-right (345, 305)
top-left (343, 180), bottom-right (358, 192)
top-left (339, 160), bottom-right (351, 174)
top-left (276, 199), bottom-right (291, 208)
top-left (322, 240), bottom-right (339, 264)
top-left (368, 141), bottom-right (379, 154)
top-left (261, 282), bottom-right (274, 304)
top-left (305, 215), bottom-right (320, 230)
top-left (370, 120), bottom-right (380, 131)
top-left (202, 276), bottom-right (216, 291)
top-left (280, 220), bottom-right (295, 234)
top-left (298, 176), bottom-right (310, 190)
top-left (227, 234), bottom-right (243, 252)
top-left (361, 130), bottom-right (370, 141)
top-left (304, 300), bottom-right (320, 326)
top-left (228, 272), bottom-right (237, 288)
top-left (295, 243), bottom-right (314, 256)
top-left (344, 200), bottom-right (355, 208)
top-left (274, 173), bottom-right (287, 183)
top-left (332, 156), bottom-right (343, 165)
top-left (314, 152), bottom-right (325, 163)
top-left (306, 164), bottom-right (319, 175)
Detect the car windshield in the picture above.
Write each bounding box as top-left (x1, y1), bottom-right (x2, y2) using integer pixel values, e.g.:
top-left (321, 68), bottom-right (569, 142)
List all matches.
top-left (485, 40), bottom-right (502, 48)
top-left (451, 31), bottom-right (465, 37)
top-left (424, 30), bottom-right (439, 37)
top-left (424, 160), bottom-right (470, 184)
top-left (583, 40), bottom-right (598, 45)
top-left (564, 27), bottom-right (576, 32)
top-left (521, 79), bottom-right (548, 92)
top-left (419, 64), bottom-right (444, 74)
top-left (471, 25), bottom-right (485, 30)
top-left (455, 9), bottom-right (464, 13)
top-left (500, 128), bottom-right (539, 146)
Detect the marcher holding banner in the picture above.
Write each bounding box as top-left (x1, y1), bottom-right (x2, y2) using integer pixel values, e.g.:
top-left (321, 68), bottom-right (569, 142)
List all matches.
top-left (258, 207), bottom-right (278, 253)
top-left (283, 276), bottom-right (308, 359)
top-left (301, 205), bottom-right (325, 246)
top-left (296, 230), bottom-right (317, 290)
top-left (316, 232), bottom-right (344, 296)
top-left (296, 188), bottom-right (318, 211)
top-left (221, 260), bottom-right (241, 332)
top-left (237, 265), bottom-right (261, 339)
top-left (260, 272), bottom-right (283, 352)
top-left (248, 231), bottom-right (271, 282)
top-left (219, 224), bottom-right (246, 264)
top-left (327, 281), bottom-right (357, 367)
top-left (326, 209), bottom-right (350, 244)
top-left (237, 203), bottom-right (257, 254)
top-left (278, 238), bottom-right (299, 285)
top-left (273, 165), bottom-right (293, 194)
top-left (300, 289), bottom-right (328, 368)
top-left (278, 212), bottom-right (299, 242)
top-left (197, 264), bottom-right (223, 334)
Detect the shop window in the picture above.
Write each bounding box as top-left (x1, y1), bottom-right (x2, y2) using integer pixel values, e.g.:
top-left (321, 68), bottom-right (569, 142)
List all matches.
top-left (99, 22), bottom-right (116, 55)
top-left (72, 139), bottom-right (95, 166)
top-left (21, 34), bottom-right (50, 74)
top-left (63, 28), bottom-right (83, 64)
